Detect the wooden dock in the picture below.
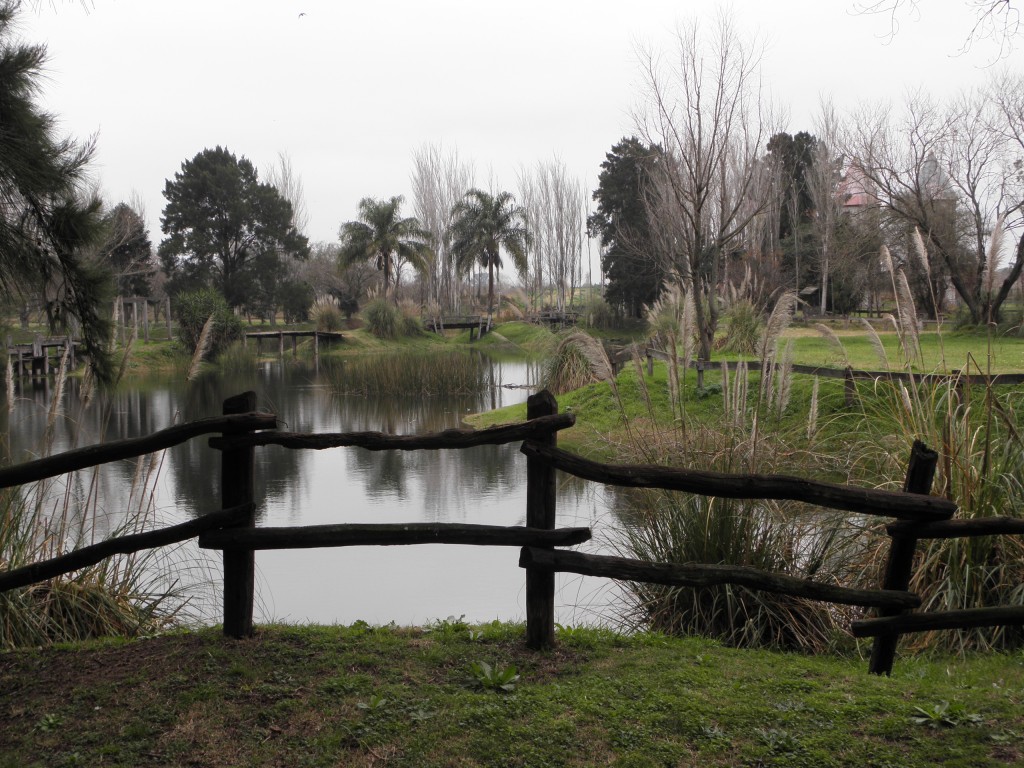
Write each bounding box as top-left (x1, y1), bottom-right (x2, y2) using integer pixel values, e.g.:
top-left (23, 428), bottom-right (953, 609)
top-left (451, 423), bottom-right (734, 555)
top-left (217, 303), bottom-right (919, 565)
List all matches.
top-left (243, 330), bottom-right (343, 357)
top-left (6, 335), bottom-right (78, 377)
top-left (424, 316), bottom-right (492, 341)
top-left (528, 311), bottom-right (580, 330)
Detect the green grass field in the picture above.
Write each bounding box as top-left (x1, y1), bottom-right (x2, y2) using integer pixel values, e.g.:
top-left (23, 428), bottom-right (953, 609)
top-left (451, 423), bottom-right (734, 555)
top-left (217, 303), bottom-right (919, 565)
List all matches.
top-left (1, 624), bottom-right (1021, 768)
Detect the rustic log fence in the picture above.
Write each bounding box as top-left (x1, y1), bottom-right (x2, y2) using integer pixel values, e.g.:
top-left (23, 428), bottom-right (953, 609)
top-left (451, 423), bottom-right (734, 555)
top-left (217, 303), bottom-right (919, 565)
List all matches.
top-left (1, 390), bottom-right (1022, 673)
top-left (641, 347), bottom-right (1024, 395)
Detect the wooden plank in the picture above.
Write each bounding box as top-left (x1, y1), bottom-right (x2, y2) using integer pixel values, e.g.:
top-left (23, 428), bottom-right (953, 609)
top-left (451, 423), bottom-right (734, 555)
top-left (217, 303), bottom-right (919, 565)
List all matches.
top-left (643, 347), bottom-right (1024, 387)
top-left (0, 412), bottom-right (276, 489)
top-left (853, 606), bottom-right (1024, 637)
top-left (0, 504), bottom-right (252, 593)
top-left (887, 516), bottom-right (1024, 539)
top-left (200, 523), bottom-right (591, 550)
top-left (210, 413), bottom-right (575, 452)
top-left (518, 547), bottom-right (920, 609)
top-left (519, 441), bottom-right (955, 521)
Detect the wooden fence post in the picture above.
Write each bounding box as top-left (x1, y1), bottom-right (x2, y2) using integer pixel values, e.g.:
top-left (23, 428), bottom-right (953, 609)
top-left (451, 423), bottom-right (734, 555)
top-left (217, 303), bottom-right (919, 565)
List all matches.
top-left (868, 440), bottom-right (938, 675)
top-left (525, 389), bottom-right (558, 650)
top-left (222, 391), bottom-right (258, 638)
top-left (646, 351), bottom-right (654, 377)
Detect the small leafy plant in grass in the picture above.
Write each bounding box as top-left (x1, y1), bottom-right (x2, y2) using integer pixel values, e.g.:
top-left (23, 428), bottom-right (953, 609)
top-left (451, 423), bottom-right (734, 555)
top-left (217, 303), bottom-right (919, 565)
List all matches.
top-left (911, 701), bottom-right (984, 729)
top-left (469, 660), bottom-right (519, 691)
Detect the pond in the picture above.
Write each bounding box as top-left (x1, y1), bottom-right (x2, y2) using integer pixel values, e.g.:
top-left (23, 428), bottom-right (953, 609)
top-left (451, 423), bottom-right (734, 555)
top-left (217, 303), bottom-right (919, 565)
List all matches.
top-left (2, 351), bottom-right (620, 628)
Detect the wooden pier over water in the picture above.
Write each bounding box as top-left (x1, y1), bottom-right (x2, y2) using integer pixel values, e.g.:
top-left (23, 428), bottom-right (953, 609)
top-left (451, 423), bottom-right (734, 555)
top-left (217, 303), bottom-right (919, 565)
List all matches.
top-left (5, 335), bottom-right (78, 377)
top-left (424, 316), bottom-right (492, 340)
top-left (243, 330), bottom-right (344, 357)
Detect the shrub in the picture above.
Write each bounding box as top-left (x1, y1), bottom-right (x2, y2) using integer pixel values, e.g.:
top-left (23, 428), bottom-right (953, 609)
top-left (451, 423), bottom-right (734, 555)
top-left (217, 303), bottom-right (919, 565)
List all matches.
top-left (362, 299), bottom-right (401, 339)
top-left (310, 297), bottom-right (344, 332)
top-left (581, 294), bottom-right (617, 330)
top-left (543, 331), bottom-right (613, 395)
top-left (721, 299), bottom-right (762, 355)
top-left (175, 288), bottom-right (243, 356)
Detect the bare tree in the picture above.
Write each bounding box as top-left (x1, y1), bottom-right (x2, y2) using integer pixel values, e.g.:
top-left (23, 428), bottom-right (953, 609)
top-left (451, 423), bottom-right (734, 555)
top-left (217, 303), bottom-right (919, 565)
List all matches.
top-left (410, 143), bottom-right (474, 312)
top-left (264, 151), bottom-right (309, 235)
top-left (520, 159), bottom-right (586, 313)
top-left (635, 13), bottom-right (776, 361)
top-left (807, 102), bottom-right (844, 314)
top-left (842, 83), bottom-right (1023, 323)
top-left (854, 0), bottom-right (1021, 60)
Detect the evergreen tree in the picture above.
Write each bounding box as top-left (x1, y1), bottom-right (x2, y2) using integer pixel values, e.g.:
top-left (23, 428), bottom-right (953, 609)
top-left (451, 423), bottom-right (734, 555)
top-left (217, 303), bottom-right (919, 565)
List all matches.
top-left (588, 138), bottom-right (664, 318)
top-left (159, 146), bottom-right (309, 307)
top-left (100, 203), bottom-right (154, 297)
top-left (338, 196), bottom-right (428, 301)
top-left (450, 189), bottom-right (529, 319)
top-left (0, 2), bottom-right (113, 380)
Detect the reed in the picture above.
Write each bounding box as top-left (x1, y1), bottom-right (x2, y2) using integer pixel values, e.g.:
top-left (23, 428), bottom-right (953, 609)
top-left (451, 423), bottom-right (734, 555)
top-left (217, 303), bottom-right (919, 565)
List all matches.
top-left (324, 349), bottom-right (496, 396)
top-left (0, 387), bottom-right (190, 648)
top-left (608, 418), bottom-right (859, 652)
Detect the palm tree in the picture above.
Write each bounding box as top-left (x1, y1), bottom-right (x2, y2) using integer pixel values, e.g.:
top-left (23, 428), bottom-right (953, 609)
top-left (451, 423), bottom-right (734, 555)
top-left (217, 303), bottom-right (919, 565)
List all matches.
top-left (0, 2), bottom-right (113, 381)
top-left (338, 196), bottom-right (428, 301)
top-left (450, 189), bottom-right (529, 320)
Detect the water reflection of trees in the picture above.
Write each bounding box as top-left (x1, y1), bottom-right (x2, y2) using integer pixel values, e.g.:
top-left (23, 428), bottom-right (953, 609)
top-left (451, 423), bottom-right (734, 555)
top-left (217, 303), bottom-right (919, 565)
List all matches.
top-left (2, 355), bottom-right (569, 531)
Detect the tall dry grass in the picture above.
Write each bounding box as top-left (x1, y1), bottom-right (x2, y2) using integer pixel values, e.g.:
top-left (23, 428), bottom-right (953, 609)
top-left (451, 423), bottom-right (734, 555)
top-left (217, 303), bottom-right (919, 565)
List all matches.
top-left (818, 245), bottom-right (1024, 652)
top-left (0, 336), bottom-right (193, 649)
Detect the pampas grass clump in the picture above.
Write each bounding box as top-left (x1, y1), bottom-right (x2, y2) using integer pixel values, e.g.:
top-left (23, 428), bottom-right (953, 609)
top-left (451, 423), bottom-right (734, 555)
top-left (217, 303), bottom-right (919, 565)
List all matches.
top-left (543, 330), bottom-right (613, 395)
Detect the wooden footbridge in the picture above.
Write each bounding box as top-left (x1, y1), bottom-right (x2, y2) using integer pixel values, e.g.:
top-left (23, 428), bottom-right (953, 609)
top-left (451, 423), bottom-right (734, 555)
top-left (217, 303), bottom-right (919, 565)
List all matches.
top-left (5, 335), bottom-right (78, 377)
top-left (424, 316), bottom-right (492, 340)
top-left (243, 330), bottom-right (344, 357)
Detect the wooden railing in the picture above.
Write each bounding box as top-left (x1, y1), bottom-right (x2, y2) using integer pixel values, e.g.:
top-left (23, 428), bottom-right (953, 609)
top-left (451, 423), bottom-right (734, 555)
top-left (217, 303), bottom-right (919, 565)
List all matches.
top-left (640, 347), bottom-right (1024, 392)
top-left (2, 390), bottom-right (1022, 673)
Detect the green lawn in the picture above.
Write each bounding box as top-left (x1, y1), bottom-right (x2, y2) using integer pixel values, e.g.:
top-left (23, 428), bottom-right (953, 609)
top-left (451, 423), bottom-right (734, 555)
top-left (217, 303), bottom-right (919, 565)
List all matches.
top-left (1, 624), bottom-right (1021, 768)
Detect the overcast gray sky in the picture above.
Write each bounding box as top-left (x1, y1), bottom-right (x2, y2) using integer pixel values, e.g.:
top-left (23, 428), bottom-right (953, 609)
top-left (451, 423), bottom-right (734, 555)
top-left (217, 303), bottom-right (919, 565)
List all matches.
top-left (21, 0), bottom-right (1010, 250)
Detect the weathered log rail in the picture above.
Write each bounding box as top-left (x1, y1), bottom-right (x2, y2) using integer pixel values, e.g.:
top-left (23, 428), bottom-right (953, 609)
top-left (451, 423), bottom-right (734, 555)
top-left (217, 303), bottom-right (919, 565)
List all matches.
top-left (1, 390), bottom-right (1021, 674)
top-left (642, 347), bottom-right (1024, 389)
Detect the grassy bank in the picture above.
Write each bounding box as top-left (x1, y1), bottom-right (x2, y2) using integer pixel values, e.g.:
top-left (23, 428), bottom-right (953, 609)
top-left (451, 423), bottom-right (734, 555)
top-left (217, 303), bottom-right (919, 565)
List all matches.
top-left (1, 624), bottom-right (1021, 767)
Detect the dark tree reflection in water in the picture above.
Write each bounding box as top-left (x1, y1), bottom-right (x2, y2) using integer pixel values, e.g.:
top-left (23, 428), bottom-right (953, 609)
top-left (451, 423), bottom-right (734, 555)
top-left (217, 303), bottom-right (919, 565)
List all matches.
top-left (2, 354), bottom-right (617, 627)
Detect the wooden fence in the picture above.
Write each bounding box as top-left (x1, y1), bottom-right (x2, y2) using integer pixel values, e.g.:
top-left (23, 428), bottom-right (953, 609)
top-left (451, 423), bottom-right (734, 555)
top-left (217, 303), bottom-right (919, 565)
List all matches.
top-left (640, 347), bottom-right (1024, 391)
top-left (1, 390), bottom-right (1022, 674)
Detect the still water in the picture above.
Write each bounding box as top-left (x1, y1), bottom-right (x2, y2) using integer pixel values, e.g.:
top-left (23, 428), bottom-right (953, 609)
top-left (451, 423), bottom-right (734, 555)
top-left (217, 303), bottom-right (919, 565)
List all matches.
top-left (3, 354), bottom-right (619, 628)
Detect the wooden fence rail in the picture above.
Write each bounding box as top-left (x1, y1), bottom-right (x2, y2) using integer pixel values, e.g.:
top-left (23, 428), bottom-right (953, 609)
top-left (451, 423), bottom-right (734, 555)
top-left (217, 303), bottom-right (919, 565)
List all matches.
top-left (0, 412), bottom-right (277, 490)
top-left (642, 347), bottom-right (1024, 388)
top-left (1, 389), bottom-right (1022, 674)
top-left (518, 441), bottom-right (956, 520)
